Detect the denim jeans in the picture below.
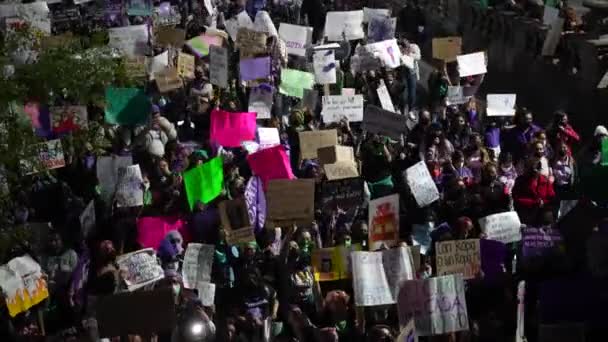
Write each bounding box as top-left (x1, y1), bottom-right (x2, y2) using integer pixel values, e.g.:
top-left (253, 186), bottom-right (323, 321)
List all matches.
top-left (402, 70), bottom-right (417, 112)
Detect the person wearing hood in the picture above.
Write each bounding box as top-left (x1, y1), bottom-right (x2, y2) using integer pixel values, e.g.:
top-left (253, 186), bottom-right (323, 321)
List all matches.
top-left (138, 105), bottom-right (177, 158)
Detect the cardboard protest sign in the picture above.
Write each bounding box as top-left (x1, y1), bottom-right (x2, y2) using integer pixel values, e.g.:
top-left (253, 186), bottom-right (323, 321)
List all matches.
top-left (115, 164), bottom-right (144, 207)
top-left (317, 145), bottom-right (355, 166)
top-left (183, 156), bottom-right (224, 209)
top-left (432, 37), bottom-right (462, 62)
top-left (435, 239), bottom-right (481, 280)
top-left (225, 227), bottom-right (256, 245)
top-left (50, 106), bottom-right (87, 133)
top-left (108, 25), bottom-right (149, 57)
top-left (155, 68), bottom-right (183, 93)
top-left (177, 52), bottom-right (195, 79)
top-left (236, 28), bottom-right (268, 57)
top-left (486, 94), bottom-right (516, 116)
top-left (368, 16), bottom-right (396, 42)
top-left (96, 288), bottom-right (175, 337)
top-left (312, 245), bottom-right (361, 281)
top-left (362, 105), bottom-right (407, 139)
top-left (278, 23), bottom-right (313, 57)
top-left (542, 18), bottom-right (564, 57)
top-left (247, 145), bottom-right (295, 189)
top-left (136, 216), bottom-right (186, 250)
top-left (364, 39), bottom-right (402, 69)
top-left (0, 255), bottom-right (49, 317)
top-left (248, 84), bottom-right (274, 119)
top-left (239, 57), bottom-right (271, 81)
top-left (279, 69), bottom-right (315, 99)
top-left (155, 27), bottom-right (186, 47)
top-left (321, 95), bottom-right (364, 122)
top-left (124, 56), bottom-right (147, 80)
top-left (116, 248), bottom-right (164, 291)
top-left (210, 109), bottom-right (257, 147)
top-left (258, 127), bottom-right (280, 149)
top-left (186, 34), bottom-right (223, 57)
top-left (96, 155), bottom-right (133, 202)
top-left (182, 243), bottom-right (215, 289)
top-left (104, 87), bottom-right (150, 125)
top-left (362, 7), bottom-right (390, 22)
top-left (456, 52), bottom-right (487, 77)
top-left (196, 282), bottom-right (216, 307)
top-left (397, 274), bottom-right (469, 336)
top-left (20, 139), bottom-right (66, 175)
top-left (405, 161), bottom-right (440, 207)
top-left (320, 177), bottom-right (364, 211)
top-left (80, 200), bottom-right (96, 238)
top-left (368, 194), bottom-right (400, 250)
top-left (298, 129), bottom-right (338, 160)
top-left (266, 179), bottom-right (315, 226)
top-left (479, 211), bottom-right (522, 244)
top-left (324, 11), bottom-right (364, 41)
top-left (324, 161), bottom-right (359, 180)
top-left (147, 51), bottom-right (169, 78)
top-left (522, 226), bottom-right (563, 259)
top-left (377, 81), bottom-right (396, 112)
top-left (313, 50), bottom-right (337, 84)
top-left (209, 45), bottom-right (228, 88)
top-left (351, 247), bottom-right (415, 306)
top-left (219, 198), bottom-right (251, 231)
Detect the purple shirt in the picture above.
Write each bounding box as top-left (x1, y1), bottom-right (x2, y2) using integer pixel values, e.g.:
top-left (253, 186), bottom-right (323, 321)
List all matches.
top-left (484, 127), bottom-right (501, 148)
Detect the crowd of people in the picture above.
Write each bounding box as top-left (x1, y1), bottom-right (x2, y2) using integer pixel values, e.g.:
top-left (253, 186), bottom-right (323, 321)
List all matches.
top-left (0, 0), bottom-right (606, 341)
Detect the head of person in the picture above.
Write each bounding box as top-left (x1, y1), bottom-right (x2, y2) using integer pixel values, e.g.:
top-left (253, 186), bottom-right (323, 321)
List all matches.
top-left (481, 163), bottom-right (498, 184)
top-left (367, 325), bottom-right (393, 342)
top-left (556, 141), bottom-right (569, 158)
top-left (97, 240), bottom-right (116, 266)
top-left (419, 110), bottom-right (431, 126)
top-left (324, 290), bottom-right (350, 319)
top-left (553, 110), bottom-right (568, 127)
top-left (452, 150), bottom-right (465, 167)
top-left (532, 141), bottom-right (545, 158)
top-left (499, 152), bottom-right (513, 169)
top-left (534, 131), bottom-right (548, 147)
top-left (455, 216), bottom-right (474, 238)
top-left (48, 231), bottom-right (64, 256)
top-left (453, 113), bottom-right (466, 130)
top-left (519, 110), bottom-right (534, 128)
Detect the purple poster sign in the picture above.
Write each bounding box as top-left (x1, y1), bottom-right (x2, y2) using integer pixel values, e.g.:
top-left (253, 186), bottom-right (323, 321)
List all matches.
top-left (522, 225), bottom-right (562, 259)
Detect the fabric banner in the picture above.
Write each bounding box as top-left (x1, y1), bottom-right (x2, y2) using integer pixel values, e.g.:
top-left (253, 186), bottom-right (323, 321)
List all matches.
top-left (313, 50), bottom-right (337, 85)
top-left (278, 23), bottom-right (312, 57)
top-left (0, 255), bottom-right (49, 317)
top-left (435, 239), bottom-right (481, 280)
top-left (115, 164), bottom-right (143, 207)
top-left (324, 11), bottom-right (364, 41)
top-left (368, 194), bottom-right (400, 250)
top-left (182, 243), bottom-right (215, 289)
top-left (351, 247), bottom-right (415, 306)
top-left (247, 145), bottom-right (294, 189)
top-left (210, 109), bottom-right (257, 147)
top-left (405, 161), bottom-right (440, 207)
top-left (239, 57), bottom-right (271, 81)
top-left (266, 179), bottom-right (315, 226)
top-left (104, 87), bottom-right (150, 125)
top-left (479, 211), bottom-right (522, 244)
top-left (183, 156), bottom-right (224, 209)
top-left (248, 84), bottom-right (273, 119)
top-left (136, 216), bottom-right (186, 250)
top-left (321, 95), bottom-right (364, 122)
top-left (116, 248), bottom-right (164, 291)
top-left (362, 105), bottom-right (407, 139)
top-left (279, 69), bottom-right (314, 99)
top-left (96, 155), bottom-right (133, 202)
top-left (397, 274), bottom-right (469, 336)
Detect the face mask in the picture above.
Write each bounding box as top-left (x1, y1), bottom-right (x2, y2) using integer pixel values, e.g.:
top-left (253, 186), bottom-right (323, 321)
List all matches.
top-left (172, 284), bottom-right (181, 296)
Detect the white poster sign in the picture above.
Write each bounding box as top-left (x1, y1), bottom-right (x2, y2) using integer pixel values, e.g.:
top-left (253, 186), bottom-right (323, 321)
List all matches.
top-left (456, 52), bottom-right (487, 77)
top-left (209, 45), bottom-right (228, 88)
top-left (324, 11), bottom-right (365, 41)
top-left (116, 248), bottom-right (164, 291)
top-left (377, 81), bottom-right (396, 112)
top-left (248, 85), bottom-right (273, 119)
top-left (365, 39), bottom-right (402, 69)
top-left (446, 86), bottom-right (468, 106)
top-left (146, 51), bottom-right (169, 79)
top-left (80, 200), bottom-right (96, 238)
top-left (182, 243), bottom-right (215, 289)
top-left (321, 95), bottom-right (364, 123)
top-left (115, 164), bottom-right (144, 207)
top-left (368, 194), bottom-right (400, 251)
top-left (486, 94), bottom-right (517, 116)
top-left (278, 23), bottom-right (313, 57)
top-left (108, 25), bottom-right (149, 57)
top-left (313, 50), bottom-right (337, 84)
top-left (196, 281), bottom-right (216, 307)
top-left (254, 11), bottom-right (278, 37)
top-left (96, 155), bottom-right (133, 203)
top-left (405, 161), bottom-right (440, 207)
top-left (397, 274), bottom-right (469, 336)
top-left (258, 127), bottom-right (280, 149)
top-left (479, 211), bottom-right (522, 244)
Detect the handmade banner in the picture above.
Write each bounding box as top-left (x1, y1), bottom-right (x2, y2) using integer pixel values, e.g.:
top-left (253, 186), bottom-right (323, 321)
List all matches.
top-left (362, 105), bottom-right (407, 139)
top-left (239, 57), bottom-right (271, 81)
top-left (147, 51), bottom-right (169, 78)
top-left (351, 247), bottom-right (415, 306)
top-left (96, 155), bottom-right (133, 202)
top-left (236, 28), bottom-right (267, 57)
top-left (324, 161), bottom-right (359, 180)
top-left (50, 106), bottom-right (87, 134)
top-left (432, 37), bottom-right (462, 62)
top-left (321, 95), bottom-right (364, 122)
top-left (368, 15), bottom-right (396, 42)
top-left (20, 139), bottom-right (66, 175)
top-left (155, 27), bottom-right (185, 47)
top-left (248, 84), bottom-right (273, 119)
top-left (405, 161), bottom-right (440, 207)
top-left (136, 216), bottom-right (186, 250)
top-left (368, 194), bottom-right (400, 250)
top-left (124, 56), bottom-right (147, 80)
top-left (196, 281), bottom-right (216, 307)
top-left (456, 52), bottom-right (487, 77)
top-left (364, 39), bottom-right (402, 69)
top-left (258, 127), bottom-right (280, 149)
top-left (219, 199), bottom-right (252, 233)
top-left (104, 87), bottom-right (150, 125)
top-left (116, 248), bottom-right (164, 291)
top-left (80, 200), bottom-right (96, 238)
top-left (313, 50), bottom-right (336, 85)
top-left (209, 45), bottom-right (228, 88)
top-left (247, 145), bottom-right (295, 189)
top-left (486, 94), bottom-right (517, 116)
top-left (446, 86), bottom-right (468, 106)
top-left (279, 69), bottom-right (314, 99)
top-left (183, 156), bottom-right (223, 209)
top-left (317, 145), bottom-right (355, 166)
top-left (177, 52), bottom-right (195, 79)
top-left (108, 24), bottom-right (149, 57)
top-left (397, 274), bottom-right (469, 336)
top-left (0, 255), bottom-right (49, 317)
top-left (182, 243), bottom-right (215, 289)
top-left (324, 11), bottom-right (364, 41)
top-left (186, 34), bottom-right (222, 57)
top-left (312, 245), bottom-right (361, 281)
top-left (278, 23), bottom-right (312, 57)
top-left (266, 179), bottom-right (315, 226)
top-left (435, 239), bottom-right (481, 280)
top-left (320, 177), bottom-right (364, 211)
top-left (210, 109), bottom-right (256, 147)
top-left (115, 164), bottom-right (144, 207)
top-left (377, 80), bottom-right (396, 112)
top-left (298, 129), bottom-right (338, 160)
top-left (155, 68), bottom-right (183, 93)
top-left (522, 226), bottom-right (562, 259)
top-left (479, 211), bottom-right (522, 244)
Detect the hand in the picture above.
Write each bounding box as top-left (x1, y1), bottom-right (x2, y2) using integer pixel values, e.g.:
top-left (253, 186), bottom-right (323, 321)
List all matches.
top-left (538, 198), bottom-right (544, 207)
